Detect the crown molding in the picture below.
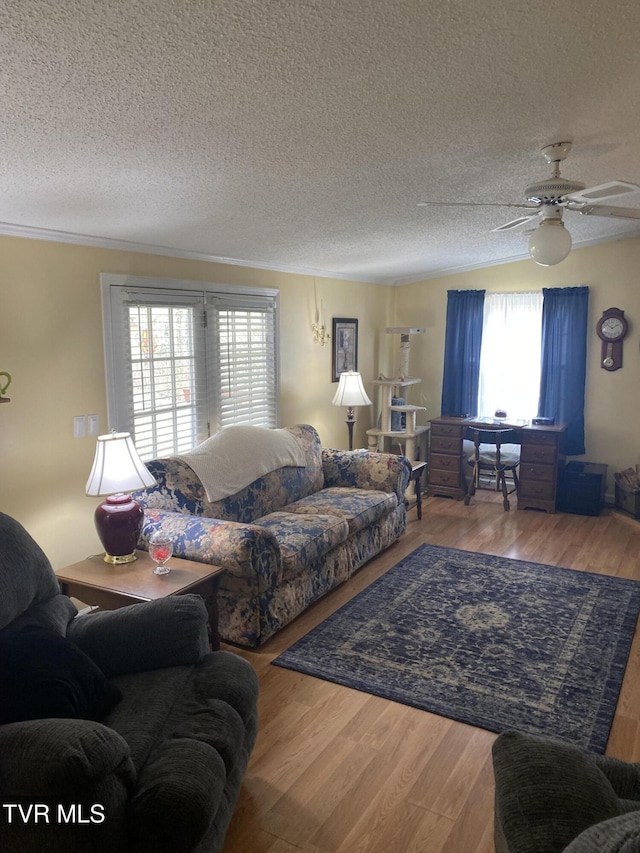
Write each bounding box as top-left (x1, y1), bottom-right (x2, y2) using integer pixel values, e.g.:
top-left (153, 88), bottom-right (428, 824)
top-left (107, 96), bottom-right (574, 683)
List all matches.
top-left (390, 229), bottom-right (640, 285)
top-left (1, 220), bottom-right (638, 287)
top-left (0, 221), bottom-right (386, 284)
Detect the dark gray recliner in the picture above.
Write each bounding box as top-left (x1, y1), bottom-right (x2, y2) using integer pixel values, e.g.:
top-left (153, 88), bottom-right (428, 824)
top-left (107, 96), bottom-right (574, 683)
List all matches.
top-left (0, 511), bottom-right (258, 852)
top-left (493, 730), bottom-right (640, 853)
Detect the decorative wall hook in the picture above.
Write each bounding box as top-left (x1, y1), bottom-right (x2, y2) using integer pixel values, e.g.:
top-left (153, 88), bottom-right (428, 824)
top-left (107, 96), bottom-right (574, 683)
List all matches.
top-left (0, 371), bottom-right (11, 403)
top-left (311, 280), bottom-right (330, 346)
top-left (312, 319), bottom-right (330, 346)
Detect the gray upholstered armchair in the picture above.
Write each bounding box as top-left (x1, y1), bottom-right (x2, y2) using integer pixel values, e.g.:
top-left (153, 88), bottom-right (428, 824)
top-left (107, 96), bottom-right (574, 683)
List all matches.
top-left (493, 730), bottom-right (640, 852)
top-left (0, 512), bottom-right (258, 853)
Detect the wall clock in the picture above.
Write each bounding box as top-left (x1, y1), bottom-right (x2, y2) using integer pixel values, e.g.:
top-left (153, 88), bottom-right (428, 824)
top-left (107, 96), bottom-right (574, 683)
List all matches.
top-left (596, 307), bottom-right (628, 371)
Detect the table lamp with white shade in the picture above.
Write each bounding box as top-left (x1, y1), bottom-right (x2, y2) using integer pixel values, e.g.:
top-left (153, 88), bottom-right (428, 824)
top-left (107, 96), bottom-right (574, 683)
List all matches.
top-left (331, 371), bottom-right (372, 450)
top-left (86, 431), bottom-right (157, 564)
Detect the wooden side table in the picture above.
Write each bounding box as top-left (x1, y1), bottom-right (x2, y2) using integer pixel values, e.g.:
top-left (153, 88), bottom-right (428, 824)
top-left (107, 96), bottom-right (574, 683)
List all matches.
top-left (407, 461), bottom-right (428, 520)
top-left (56, 551), bottom-right (224, 650)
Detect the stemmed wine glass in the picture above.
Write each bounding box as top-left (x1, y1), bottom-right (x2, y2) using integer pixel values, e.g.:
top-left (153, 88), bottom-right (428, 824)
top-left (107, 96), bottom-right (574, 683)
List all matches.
top-left (148, 532), bottom-right (173, 575)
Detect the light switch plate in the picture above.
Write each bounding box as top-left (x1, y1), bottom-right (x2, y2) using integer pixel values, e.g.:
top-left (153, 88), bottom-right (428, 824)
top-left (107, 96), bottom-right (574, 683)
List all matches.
top-left (73, 416), bottom-right (86, 438)
top-left (88, 414), bottom-right (99, 435)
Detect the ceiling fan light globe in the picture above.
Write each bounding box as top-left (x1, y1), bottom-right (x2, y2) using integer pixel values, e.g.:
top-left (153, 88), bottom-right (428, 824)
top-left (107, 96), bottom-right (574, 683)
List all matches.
top-left (528, 219), bottom-right (572, 266)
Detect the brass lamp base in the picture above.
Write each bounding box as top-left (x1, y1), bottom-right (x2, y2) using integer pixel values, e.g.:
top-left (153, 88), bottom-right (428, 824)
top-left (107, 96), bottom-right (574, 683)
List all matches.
top-left (103, 551), bottom-right (138, 565)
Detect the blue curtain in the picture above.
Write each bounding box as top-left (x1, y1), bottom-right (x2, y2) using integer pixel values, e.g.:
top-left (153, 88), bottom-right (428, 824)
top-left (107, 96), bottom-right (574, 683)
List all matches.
top-left (538, 286), bottom-right (589, 455)
top-left (441, 290), bottom-right (485, 417)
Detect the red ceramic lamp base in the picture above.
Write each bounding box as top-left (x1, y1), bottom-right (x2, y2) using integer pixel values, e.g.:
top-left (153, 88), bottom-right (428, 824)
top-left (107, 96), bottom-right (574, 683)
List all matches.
top-left (94, 493), bottom-right (144, 564)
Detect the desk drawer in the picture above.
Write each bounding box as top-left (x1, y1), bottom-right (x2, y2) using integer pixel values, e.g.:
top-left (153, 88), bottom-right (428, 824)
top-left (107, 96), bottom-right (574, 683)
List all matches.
top-left (519, 479), bottom-right (555, 500)
top-left (521, 430), bottom-right (558, 447)
top-left (520, 462), bottom-right (555, 482)
top-left (429, 468), bottom-right (461, 488)
top-left (430, 453), bottom-right (461, 472)
top-left (431, 435), bottom-right (462, 454)
top-left (431, 422), bottom-right (464, 438)
top-left (520, 443), bottom-right (557, 465)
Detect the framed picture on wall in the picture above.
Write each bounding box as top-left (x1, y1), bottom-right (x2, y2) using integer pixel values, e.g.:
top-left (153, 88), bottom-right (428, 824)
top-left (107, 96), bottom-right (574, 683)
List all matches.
top-left (332, 317), bottom-right (358, 382)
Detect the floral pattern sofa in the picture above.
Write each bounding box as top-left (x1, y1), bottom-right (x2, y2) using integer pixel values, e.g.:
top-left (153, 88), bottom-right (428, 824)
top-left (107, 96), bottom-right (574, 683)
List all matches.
top-left (134, 424), bottom-right (411, 647)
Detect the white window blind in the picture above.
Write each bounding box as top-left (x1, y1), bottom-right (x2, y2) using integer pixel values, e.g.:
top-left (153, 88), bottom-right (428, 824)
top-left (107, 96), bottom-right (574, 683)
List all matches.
top-left (101, 275), bottom-right (279, 460)
top-left (127, 297), bottom-right (205, 459)
top-left (209, 293), bottom-right (277, 431)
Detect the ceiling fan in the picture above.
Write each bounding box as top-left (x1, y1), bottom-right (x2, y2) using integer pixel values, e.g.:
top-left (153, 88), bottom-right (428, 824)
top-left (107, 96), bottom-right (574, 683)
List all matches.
top-left (417, 141), bottom-right (640, 265)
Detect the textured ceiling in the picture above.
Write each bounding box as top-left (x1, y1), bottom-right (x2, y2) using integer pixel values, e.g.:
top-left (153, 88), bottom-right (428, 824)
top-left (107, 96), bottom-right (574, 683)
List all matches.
top-left (2, 0), bottom-right (640, 283)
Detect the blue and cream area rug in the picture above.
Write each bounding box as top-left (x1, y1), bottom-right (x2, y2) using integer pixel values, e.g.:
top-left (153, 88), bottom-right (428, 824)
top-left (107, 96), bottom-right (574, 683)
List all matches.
top-left (273, 544), bottom-right (640, 752)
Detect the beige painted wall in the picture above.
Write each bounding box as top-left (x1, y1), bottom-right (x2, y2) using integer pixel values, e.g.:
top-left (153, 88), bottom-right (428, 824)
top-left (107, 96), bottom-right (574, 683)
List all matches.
top-left (0, 235), bottom-right (394, 567)
top-left (4, 231), bottom-right (638, 567)
top-left (394, 235), bottom-right (640, 498)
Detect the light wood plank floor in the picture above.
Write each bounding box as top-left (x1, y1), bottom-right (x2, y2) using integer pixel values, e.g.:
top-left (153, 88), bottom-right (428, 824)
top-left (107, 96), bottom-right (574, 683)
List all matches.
top-left (222, 493), bottom-right (640, 852)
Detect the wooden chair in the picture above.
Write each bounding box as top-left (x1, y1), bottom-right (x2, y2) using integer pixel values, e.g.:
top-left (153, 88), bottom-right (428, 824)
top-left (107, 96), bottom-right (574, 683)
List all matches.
top-left (463, 427), bottom-right (520, 511)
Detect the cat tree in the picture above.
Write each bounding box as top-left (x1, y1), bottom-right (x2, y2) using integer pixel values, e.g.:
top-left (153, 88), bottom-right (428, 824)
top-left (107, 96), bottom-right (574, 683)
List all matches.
top-left (366, 327), bottom-right (428, 461)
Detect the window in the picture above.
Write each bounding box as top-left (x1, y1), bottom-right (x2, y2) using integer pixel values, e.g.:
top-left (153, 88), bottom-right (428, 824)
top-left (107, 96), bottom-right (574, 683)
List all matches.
top-left (441, 286), bottom-right (588, 453)
top-left (477, 291), bottom-right (543, 421)
top-left (211, 294), bottom-right (278, 430)
top-left (101, 274), bottom-right (279, 460)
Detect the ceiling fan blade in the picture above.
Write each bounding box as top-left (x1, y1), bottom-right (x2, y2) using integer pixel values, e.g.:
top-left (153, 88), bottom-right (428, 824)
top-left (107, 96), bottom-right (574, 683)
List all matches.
top-left (491, 213), bottom-right (541, 232)
top-left (417, 201), bottom-right (539, 209)
top-left (575, 204), bottom-right (640, 220)
top-left (566, 181), bottom-right (640, 204)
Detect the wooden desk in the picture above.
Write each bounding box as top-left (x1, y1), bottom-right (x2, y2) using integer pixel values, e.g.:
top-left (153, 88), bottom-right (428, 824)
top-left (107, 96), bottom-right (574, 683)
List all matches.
top-left (56, 551), bottom-right (224, 649)
top-left (426, 417), bottom-right (567, 513)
